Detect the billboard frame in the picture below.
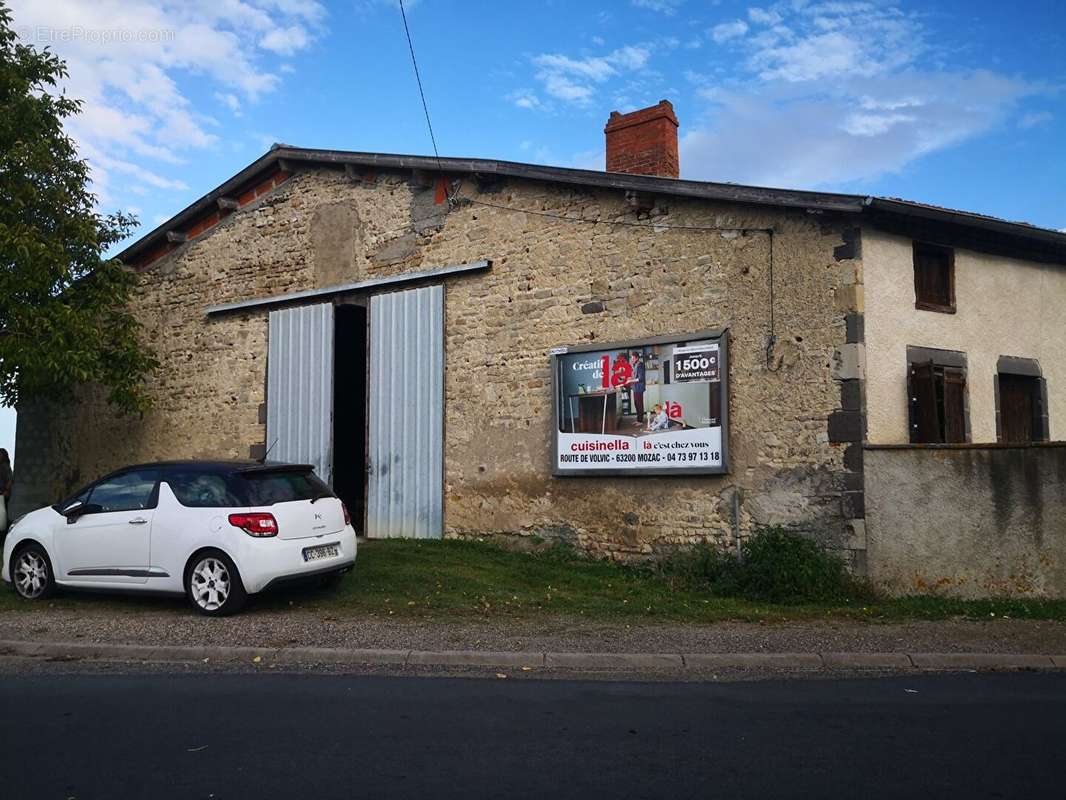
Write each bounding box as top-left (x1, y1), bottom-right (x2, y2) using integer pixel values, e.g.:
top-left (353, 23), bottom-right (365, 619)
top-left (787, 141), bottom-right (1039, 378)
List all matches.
top-left (550, 327), bottom-right (730, 477)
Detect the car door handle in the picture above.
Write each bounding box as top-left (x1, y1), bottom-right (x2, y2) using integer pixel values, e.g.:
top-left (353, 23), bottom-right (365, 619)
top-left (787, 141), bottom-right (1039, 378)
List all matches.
top-left (129, 518), bottom-right (149, 525)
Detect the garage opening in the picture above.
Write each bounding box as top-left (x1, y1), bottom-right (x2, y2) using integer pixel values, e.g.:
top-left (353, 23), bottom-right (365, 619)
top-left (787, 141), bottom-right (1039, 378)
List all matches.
top-left (332, 304), bottom-right (368, 531)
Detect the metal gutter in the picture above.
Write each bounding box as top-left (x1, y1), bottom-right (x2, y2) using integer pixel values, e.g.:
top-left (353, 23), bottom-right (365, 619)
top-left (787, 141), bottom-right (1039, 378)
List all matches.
top-left (204, 259), bottom-right (491, 317)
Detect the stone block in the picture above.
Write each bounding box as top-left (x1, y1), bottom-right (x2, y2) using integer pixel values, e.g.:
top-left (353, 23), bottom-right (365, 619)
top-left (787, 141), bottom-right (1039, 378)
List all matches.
top-left (828, 411), bottom-right (864, 443)
top-left (831, 343), bottom-right (866, 381)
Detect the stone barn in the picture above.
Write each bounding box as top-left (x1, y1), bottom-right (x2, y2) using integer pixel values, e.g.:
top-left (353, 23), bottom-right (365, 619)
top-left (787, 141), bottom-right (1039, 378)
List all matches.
top-left (14, 101), bottom-right (1066, 591)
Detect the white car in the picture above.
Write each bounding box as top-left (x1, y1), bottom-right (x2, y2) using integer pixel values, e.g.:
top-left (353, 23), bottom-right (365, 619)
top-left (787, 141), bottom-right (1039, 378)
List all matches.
top-left (2, 460), bottom-right (357, 615)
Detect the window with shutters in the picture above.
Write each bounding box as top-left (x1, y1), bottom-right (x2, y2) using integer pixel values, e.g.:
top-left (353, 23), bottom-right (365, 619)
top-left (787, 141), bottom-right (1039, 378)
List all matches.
top-left (913, 242), bottom-right (955, 313)
top-left (908, 360), bottom-right (968, 443)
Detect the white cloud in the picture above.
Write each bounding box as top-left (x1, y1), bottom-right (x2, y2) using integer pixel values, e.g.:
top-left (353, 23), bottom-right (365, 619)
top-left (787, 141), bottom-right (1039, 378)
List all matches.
top-left (631, 0), bottom-right (685, 14)
top-left (260, 25), bottom-right (310, 55)
top-left (683, 2), bottom-right (1035, 189)
top-left (529, 45), bottom-right (652, 107)
top-left (1018, 111), bottom-right (1052, 129)
top-left (507, 88), bottom-right (546, 111)
top-left (682, 71), bottom-right (1033, 188)
top-left (9, 0), bottom-right (324, 208)
top-left (214, 92), bottom-right (242, 113)
top-left (748, 7), bottom-right (783, 25)
top-left (711, 20), bottom-right (748, 43)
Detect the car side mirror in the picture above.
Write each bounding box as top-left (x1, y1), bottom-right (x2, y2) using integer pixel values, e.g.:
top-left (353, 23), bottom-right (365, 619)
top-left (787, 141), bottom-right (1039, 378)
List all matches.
top-left (63, 501), bottom-right (100, 522)
top-left (62, 501), bottom-right (85, 519)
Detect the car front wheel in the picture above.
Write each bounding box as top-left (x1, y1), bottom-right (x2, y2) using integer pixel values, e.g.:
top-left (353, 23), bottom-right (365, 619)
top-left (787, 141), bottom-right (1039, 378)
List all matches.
top-left (12, 544), bottom-right (55, 601)
top-left (185, 550), bottom-right (247, 616)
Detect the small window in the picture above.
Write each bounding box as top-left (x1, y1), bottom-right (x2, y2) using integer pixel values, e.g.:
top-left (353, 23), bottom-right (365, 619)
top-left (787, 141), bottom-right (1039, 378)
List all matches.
top-left (913, 242), bottom-right (955, 313)
top-left (87, 470), bottom-right (159, 513)
top-left (909, 360), bottom-right (967, 443)
top-left (166, 471), bottom-right (244, 508)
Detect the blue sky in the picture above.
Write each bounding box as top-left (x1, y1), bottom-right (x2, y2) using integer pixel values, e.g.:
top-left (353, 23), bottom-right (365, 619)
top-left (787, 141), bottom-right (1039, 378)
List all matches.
top-left (2, 0), bottom-right (1065, 462)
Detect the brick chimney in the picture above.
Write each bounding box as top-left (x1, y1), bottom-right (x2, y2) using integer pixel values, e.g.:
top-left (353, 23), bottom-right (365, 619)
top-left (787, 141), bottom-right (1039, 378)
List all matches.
top-left (604, 100), bottom-right (679, 178)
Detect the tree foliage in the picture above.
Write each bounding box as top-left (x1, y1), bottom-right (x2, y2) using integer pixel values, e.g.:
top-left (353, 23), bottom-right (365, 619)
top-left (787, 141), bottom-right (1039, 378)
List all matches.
top-left (0, 5), bottom-right (157, 413)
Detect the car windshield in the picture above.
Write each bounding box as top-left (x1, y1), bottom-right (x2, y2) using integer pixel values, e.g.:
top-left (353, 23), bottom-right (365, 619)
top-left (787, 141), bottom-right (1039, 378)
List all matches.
top-left (239, 469), bottom-right (334, 506)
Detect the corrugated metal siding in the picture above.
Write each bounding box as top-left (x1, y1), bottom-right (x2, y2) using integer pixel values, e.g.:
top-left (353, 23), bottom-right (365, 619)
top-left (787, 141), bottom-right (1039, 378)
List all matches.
top-left (367, 285), bottom-right (444, 539)
top-left (266, 303), bottom-right (335, 484)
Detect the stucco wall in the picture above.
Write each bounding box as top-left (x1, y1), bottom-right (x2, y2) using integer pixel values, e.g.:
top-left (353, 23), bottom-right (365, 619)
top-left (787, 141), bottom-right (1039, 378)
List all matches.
top-left (863, 228), bottom-right (1066, 444)
top-left (866, 444), bottom-right (1066, 597)
top-left (14, 167), bottom-right (863, 558)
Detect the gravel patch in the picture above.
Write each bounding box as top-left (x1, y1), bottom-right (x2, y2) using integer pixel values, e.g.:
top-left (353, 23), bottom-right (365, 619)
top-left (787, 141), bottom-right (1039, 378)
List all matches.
top-left (2, 604), bottom-right (1065, 655)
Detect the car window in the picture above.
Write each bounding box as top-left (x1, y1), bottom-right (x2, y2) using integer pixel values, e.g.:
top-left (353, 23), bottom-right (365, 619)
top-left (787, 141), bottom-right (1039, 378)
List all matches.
top-left (166, 471), bottom-right (243, 508)
top-left (240, 470), bottom-right (333, 506)
top-left (87, 470), bottom-right (159, 513)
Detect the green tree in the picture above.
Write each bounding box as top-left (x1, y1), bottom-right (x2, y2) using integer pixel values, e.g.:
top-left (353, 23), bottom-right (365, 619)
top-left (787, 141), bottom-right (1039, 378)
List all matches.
top-left (0, 5), bottom-right (157, 413)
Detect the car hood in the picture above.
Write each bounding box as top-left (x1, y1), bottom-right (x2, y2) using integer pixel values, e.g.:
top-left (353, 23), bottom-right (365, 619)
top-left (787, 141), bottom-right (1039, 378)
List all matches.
top-left (13, 505), bottom-right (62, 530)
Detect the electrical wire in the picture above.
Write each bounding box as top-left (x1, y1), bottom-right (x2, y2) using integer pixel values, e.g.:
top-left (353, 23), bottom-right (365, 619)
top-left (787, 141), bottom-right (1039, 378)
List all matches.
top-left (395, 2), bottom-right (779, 367)
top-left (398, 0), bottom-right (443, 174)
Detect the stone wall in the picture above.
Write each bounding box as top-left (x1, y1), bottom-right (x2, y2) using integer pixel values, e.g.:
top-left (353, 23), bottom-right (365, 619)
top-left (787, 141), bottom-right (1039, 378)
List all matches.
top-left (13, 166), bottom-right (864, 560)
top-left (865, 444), bottom-right (1066, 597)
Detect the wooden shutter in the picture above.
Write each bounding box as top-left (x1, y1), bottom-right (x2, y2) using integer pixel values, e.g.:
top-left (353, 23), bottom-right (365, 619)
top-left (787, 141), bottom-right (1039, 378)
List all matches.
top-left (943, 368), bottom-right (967, 443)
top-left (913, 243), bottom-right (955, 311)
top-left (1000, 374), bottom-right (1035, 443)
top-left (909, 361), bottom-right (940, 443)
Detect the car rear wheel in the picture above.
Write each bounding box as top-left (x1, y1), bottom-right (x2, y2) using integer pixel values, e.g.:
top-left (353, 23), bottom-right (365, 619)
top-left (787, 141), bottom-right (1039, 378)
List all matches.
top-left (185, 550), bottom-right (246, 616)
top-left (12, 544), bottom-right (55, 601)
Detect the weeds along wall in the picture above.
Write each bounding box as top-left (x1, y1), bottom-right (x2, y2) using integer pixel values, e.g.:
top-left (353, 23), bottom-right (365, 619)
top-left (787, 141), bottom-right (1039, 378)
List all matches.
top-left (14, 167), bottom-right (865, 563)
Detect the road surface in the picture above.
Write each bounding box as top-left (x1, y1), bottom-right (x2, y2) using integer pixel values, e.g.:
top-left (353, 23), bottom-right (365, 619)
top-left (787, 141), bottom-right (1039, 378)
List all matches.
top-left (1, 671), bottom-right (1062, 798)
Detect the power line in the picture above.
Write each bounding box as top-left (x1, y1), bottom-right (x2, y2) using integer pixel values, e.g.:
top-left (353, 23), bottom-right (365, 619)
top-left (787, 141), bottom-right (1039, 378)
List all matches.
top-left (394, 2), bottom-right (778, 366)
top-left (398, 0), bottom-right (442, 174)
top-left (395, 0), bottom-right (769, 238)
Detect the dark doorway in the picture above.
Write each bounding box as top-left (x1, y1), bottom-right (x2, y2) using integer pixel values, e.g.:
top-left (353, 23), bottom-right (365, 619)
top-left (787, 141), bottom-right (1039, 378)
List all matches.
top-left (333, 304), bottom-right (368, 531)
top-left (999, 373), bottom-right (1042, 443)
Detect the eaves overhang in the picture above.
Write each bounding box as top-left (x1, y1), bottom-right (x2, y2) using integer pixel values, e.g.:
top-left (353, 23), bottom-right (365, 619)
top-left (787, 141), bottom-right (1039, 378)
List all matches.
top-left (116, 145), bottom-right (1066, 268)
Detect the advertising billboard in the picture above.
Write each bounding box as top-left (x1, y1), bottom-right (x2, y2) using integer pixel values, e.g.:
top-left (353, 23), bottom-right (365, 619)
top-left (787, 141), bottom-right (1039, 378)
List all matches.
top-left (551, 329), bottom-right (729, 476)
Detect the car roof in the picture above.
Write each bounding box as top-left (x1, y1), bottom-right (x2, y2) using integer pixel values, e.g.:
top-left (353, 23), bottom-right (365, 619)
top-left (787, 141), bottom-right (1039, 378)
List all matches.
top-left (118, 460), bottom-right (315, 475)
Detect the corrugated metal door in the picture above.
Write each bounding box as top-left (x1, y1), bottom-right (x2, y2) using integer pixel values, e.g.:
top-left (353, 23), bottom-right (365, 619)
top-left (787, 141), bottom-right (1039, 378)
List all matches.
top-left (266, 303), bottom-right (335, 483)
top-left (367, 285), bottom-right (443, 539)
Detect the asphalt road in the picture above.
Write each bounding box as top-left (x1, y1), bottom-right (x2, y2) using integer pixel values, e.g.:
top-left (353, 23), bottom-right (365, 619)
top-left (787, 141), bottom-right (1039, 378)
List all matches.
top-left (1, 672), bottom-right (1063, 799)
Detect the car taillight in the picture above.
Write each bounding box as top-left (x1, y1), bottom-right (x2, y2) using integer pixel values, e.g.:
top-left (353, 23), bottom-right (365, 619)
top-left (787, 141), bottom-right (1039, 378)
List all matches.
top-left (228, 512), bottom-right (279, 537)
top-left (342, 502), bottom-right (351, 527)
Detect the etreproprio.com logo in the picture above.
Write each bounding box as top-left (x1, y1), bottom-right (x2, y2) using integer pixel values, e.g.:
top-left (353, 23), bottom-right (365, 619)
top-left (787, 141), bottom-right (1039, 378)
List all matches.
top-left (18, 26), bottom-right (176, 45)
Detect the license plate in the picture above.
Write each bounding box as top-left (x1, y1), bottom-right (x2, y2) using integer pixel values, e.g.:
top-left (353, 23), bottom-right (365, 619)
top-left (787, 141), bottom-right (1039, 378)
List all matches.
top-left (303, 543), bottom-right (340, 562)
